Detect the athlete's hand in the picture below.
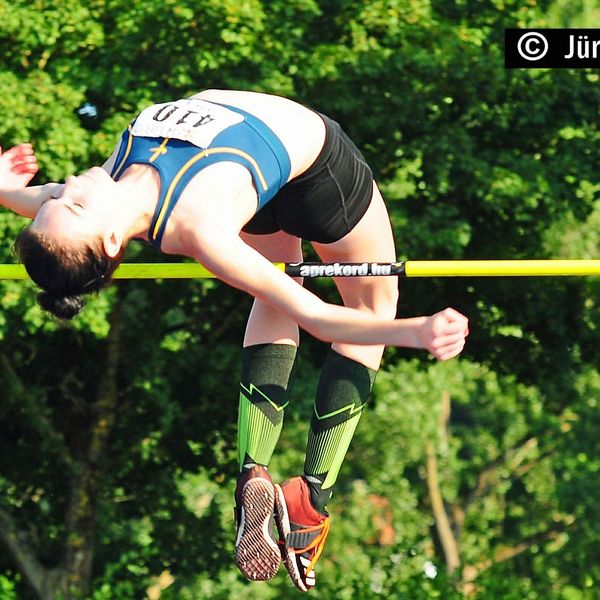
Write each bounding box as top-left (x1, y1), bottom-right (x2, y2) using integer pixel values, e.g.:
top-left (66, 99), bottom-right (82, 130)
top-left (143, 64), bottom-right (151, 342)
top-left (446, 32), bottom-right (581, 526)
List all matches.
top-left (418, 307), bottom-right (469, 361)
top-left (0, 144), bottom-right (38, 189)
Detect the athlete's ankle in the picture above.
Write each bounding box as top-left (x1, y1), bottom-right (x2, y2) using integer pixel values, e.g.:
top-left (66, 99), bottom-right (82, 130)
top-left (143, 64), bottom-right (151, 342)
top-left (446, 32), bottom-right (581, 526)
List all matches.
top-left (239, 460), bottom-right (266, 475)
top-left (303, 475), bottom-right (331, 516)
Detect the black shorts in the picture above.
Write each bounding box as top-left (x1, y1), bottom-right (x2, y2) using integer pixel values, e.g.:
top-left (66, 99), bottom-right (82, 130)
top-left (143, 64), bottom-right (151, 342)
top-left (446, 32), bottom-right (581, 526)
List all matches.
top-left (242, 114), bottom-right (374, 244)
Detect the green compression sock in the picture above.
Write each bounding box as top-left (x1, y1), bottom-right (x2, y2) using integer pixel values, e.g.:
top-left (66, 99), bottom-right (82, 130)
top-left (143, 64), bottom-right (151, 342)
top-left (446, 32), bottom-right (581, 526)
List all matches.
top-left (304, 349), bottom-right (377, 512)
top-left (237, 343), bottom-right (297, 472)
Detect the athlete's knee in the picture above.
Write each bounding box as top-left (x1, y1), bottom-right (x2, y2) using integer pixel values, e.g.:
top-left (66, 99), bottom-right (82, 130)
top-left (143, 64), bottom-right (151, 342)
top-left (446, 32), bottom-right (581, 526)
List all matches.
top-left (373, 283), bottom-right (399, 320)
top-left (351, 282), bottom-right (399, 320)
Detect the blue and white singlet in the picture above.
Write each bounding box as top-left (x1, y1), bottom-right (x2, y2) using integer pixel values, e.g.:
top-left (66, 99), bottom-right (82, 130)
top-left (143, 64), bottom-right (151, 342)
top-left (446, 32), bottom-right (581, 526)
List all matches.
top-left (110, 97), bottom-right (292, 248)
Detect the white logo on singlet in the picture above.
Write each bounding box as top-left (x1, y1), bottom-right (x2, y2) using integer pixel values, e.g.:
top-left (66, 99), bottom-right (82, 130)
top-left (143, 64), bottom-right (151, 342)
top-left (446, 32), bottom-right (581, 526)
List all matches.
top-left (130, 98), bottom-right (243, 148)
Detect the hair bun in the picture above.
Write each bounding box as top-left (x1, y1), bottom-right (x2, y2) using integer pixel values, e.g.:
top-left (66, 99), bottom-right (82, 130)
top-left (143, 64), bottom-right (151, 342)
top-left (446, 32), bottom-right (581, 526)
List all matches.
top-left (38, 291), bottom-right (85, 320)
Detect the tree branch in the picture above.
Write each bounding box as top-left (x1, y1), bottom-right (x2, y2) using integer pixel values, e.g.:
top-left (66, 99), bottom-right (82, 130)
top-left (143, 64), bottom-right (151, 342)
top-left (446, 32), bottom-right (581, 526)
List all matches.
top-left (462, 518), bottom-right (575, 587)
top-left (462, 405), bottom-right (575, 522)
top-left (462, 436), bottom-right (540, 520)
top-left (61, 295), bottom-right (123, 596)
top-left (426, 390), bottom-right (461, 574)
top-left (0, 505), bottom-right (46, 598)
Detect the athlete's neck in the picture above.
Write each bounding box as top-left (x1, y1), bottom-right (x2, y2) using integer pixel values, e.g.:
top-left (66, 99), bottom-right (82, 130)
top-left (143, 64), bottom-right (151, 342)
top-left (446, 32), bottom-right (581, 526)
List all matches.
top-left (114, 164), bottom-right (160, 242)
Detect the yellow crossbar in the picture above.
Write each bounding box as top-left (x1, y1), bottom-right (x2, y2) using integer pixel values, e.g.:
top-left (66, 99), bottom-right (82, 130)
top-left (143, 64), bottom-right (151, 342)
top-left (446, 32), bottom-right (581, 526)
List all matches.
top-left (0, 260), bottom-right (598, 280)
top-left (403, 260), bottom-right (600, 277)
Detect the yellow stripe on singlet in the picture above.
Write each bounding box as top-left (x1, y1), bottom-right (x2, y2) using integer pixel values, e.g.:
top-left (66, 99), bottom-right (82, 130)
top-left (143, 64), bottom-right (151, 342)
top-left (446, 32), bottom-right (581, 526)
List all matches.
top-left (149, 138), bottom-right (170, 162)
top-left (151, 146), bottom-right (269, 241)
top-left (205, 147), bottom-right (269, 191)
top-left (112, 125), bottom-right (134, 178)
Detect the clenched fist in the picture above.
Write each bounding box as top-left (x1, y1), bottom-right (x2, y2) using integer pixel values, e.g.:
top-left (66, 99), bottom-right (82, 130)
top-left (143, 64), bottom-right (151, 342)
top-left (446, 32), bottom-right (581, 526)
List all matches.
top-left (418, 307), bottom-right (469, 361)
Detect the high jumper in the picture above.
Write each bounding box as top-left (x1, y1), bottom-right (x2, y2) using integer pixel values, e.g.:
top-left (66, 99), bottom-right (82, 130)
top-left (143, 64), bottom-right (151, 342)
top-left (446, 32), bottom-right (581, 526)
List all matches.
top-left (0, 90), bottom-right (468, 591)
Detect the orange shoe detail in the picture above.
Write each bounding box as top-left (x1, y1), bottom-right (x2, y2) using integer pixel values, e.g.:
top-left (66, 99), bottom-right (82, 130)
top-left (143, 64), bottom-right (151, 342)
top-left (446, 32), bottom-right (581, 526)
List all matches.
top-left (274, 477), bottom-right (331, 592)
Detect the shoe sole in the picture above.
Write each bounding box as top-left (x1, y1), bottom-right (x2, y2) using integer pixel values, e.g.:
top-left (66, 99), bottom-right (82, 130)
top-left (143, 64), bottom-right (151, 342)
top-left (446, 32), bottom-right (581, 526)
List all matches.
top-left (235, 477), bottom-right (281, 581)
top-left (274, 484), bottom-right (309, 592)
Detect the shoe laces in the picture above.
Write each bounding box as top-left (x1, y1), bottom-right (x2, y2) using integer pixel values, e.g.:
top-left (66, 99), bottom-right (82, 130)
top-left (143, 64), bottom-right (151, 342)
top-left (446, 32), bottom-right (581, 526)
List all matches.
top-left (290, 517), bottom-right (331, 577)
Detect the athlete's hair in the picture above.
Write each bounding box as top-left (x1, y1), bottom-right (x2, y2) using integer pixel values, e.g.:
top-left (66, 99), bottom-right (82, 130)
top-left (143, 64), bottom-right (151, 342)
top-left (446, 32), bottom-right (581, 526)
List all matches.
top-left (14, 226), bottom-right (123, 320)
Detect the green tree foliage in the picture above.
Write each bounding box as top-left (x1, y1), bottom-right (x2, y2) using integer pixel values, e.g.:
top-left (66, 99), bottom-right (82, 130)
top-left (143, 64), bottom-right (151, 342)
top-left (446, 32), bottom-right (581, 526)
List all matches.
top-left (0, 0), bottom-right (598, 598)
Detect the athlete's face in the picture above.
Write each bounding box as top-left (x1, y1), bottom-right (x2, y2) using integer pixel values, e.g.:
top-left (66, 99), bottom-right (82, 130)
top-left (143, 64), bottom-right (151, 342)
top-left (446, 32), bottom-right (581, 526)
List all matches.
top-left (32, 167), bottom-right (119, 249)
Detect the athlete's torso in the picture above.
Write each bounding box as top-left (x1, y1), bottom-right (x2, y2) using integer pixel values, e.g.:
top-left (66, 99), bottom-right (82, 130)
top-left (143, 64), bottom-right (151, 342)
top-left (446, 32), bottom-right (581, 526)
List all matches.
top-left (110, 90), bottom-right (325, 248)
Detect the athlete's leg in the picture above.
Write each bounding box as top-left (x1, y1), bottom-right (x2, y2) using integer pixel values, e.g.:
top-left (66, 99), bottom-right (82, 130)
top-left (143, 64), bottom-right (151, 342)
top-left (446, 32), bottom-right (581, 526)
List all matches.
top-left (241, 230), bottom-right (304, 347)
top-left (273, 184), bottom-right (397, 591)
top-left (237, 230), bottom-right (303, 472)
top-left (304, 182), bottom-right (399, 510)
top-left (312, 183), bottom-right (399, 369)
top-left (234, 231), bottom-right (304, 581)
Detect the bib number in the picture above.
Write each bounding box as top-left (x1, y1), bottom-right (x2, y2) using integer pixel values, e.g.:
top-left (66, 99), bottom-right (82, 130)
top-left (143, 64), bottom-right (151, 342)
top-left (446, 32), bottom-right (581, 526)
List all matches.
top-left (131, 98), bottom-right (243, 148)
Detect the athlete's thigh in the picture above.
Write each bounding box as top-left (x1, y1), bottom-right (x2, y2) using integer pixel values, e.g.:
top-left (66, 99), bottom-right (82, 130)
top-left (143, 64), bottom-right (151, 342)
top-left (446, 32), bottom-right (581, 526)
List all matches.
top-left (311, 183), bottom-right (398, 309)
top-left (241, 230), bottom-right (304, 347)
top-left (311, 183), bottom-right (398, 368)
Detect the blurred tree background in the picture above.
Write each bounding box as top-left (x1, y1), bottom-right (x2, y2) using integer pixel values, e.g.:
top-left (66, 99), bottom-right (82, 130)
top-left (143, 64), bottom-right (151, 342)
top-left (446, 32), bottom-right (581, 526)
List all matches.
top-left (0, 0), bottom-right (598, 598)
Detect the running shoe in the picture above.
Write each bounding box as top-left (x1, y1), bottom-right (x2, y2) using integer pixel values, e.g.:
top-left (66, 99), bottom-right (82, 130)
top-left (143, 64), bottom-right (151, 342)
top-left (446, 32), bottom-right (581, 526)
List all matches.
top-left (234, 466), bottom-right (281, 581)
top-left (274, 476), bottom-right (331, 592)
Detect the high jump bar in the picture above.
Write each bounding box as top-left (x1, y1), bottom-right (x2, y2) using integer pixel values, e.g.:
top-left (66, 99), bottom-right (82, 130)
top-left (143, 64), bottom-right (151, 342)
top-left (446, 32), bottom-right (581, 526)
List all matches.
top-left (0, 260), bottom-right (599, 279)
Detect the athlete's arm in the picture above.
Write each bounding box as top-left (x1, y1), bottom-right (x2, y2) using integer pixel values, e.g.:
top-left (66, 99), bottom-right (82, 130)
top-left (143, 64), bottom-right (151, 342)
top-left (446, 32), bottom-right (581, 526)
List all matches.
top-left (0, 183), bottom-right (66, 218)
top-left (0, 140), bottom-right (122, 218)
top-left (190, 229), bottom-right (468, 360)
